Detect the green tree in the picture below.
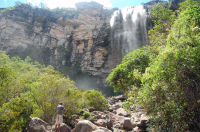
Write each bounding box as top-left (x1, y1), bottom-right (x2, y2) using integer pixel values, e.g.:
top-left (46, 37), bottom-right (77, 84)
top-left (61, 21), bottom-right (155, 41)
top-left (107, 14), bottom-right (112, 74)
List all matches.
top-left (139, 0), bottom-right (200, 131)
top-left (0, 93), bottom-right (34, 131)
top-left (106, 48), bottom-right (151, 93)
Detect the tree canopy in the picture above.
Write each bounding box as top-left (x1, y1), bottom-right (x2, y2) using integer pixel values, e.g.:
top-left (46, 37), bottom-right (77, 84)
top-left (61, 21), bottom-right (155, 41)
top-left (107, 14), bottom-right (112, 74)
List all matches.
top-left (0, 51), bottom-right (108, 131)
top-left (106, 0), bottom-right (200, 131)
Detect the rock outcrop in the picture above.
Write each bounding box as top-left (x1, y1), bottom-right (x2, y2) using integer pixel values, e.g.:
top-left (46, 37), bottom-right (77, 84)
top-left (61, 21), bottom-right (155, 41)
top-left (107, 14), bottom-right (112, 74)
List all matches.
top-left (27, 117), bottom-right (52, 132)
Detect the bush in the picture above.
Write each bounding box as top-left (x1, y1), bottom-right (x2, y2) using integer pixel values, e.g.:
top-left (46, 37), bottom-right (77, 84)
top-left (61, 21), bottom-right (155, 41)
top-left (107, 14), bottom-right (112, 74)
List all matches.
top-left (0, 93), bottom-right (34, 131)
top-left (85, 90), bottom-right (108, 111)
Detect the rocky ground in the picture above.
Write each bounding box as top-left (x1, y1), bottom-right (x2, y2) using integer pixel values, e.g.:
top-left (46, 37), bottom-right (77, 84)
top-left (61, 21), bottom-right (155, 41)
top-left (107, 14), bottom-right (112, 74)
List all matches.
top-left (26, 95), bottom-right (149, 132)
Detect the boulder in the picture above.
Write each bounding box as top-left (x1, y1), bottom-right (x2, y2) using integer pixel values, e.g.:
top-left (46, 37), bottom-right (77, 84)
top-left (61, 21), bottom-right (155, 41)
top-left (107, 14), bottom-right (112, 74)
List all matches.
top-left (52, 123), bottom-right (71, 132)
top-left (136, 114), bottom-right (149, 128)
top-left (72, 120), bottom-right (97, 132)
top-left (108, 97), bottom-right (119, 105)
top-left (94, 119), bottom-right (108, 127)
top-left (107, 112), bottom-right (124, 127)
top-left (133, 126), bottom-right (143, 132)
top-left (72, 120), bottom-right (112, 132)
top-left (111, 102), bottom-right (123, 110)
top-left (89, 107), bottom-right (96, 112)
top-left (120, 118), bottom-right (136, 130)
top-left (115, 95), bottom-right (126, 101)
top-left (64, 115), bottom-right (79, 129)
top-left (93, 127), bottom-right (112, 132)
top-left (27, 117), bottom-right (52, 132)
top-left (116, 108), bottom-right (128, 117)
top-left (92, 111), bottom-right (105, 119)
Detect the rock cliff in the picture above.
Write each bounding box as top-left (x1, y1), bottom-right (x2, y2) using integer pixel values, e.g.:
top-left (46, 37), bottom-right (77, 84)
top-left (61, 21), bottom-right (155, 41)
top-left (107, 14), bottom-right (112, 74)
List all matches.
top-left (0, 1), bottom-right (182, 90)
top-left (0, 2), bottom-right (117, 88)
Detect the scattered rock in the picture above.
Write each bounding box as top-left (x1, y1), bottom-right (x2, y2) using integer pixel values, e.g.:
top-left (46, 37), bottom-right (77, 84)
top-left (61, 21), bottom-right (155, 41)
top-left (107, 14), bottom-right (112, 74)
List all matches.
top-left (27, 95), bottom-right (149, 132)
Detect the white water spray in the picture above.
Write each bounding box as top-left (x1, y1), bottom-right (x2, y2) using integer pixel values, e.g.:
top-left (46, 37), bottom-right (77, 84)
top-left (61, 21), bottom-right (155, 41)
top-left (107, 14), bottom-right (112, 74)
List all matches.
top-left (110, 5), bottom-right (148, 64)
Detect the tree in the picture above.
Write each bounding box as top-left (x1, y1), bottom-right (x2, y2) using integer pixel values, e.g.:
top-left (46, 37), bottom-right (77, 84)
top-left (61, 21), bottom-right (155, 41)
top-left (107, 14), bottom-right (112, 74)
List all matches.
top-left (0, 93), bottom-right (34, 131)
top-left (107, 0), bottom-right (200, 131)
top-left (106, 48), bottom-right (151, 93)
top-left (139, 0), bottom-right (200, 131)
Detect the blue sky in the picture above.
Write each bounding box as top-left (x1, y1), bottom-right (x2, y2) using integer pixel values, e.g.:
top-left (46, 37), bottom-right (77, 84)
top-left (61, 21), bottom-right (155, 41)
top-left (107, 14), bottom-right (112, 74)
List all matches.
top-left (0, 0), bottom-right (155, 9)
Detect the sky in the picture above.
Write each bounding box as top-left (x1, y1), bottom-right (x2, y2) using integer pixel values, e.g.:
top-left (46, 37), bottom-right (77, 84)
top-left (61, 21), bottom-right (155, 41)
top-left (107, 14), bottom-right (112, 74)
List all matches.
top-left (0, 0), bottom-right (154, 9)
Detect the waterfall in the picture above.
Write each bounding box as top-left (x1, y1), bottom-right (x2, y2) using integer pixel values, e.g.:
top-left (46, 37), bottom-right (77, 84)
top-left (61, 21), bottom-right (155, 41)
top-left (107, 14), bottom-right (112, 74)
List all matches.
top-left (109, 5), bottom-right (148, 68)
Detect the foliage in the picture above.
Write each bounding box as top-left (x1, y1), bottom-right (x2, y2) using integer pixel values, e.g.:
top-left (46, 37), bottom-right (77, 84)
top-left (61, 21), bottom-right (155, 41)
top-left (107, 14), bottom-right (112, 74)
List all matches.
top-left (0, 50), bottom-right (109, 129)
top-left (64, 89), bottom-right (108, 117)
top-left (147, 5), bottom-right (176, 58)
top-left (85, 90), bottom-right (109, 111)
top-left (0, 93), bottom-right (34, 131)
top-left (106, 48), bottom-right (151, 93)
top-left (107, 0), bottom-right (200, 131)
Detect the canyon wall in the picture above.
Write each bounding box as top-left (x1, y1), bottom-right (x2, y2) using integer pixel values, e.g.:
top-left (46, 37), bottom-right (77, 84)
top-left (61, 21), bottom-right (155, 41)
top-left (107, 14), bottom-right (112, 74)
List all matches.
top-left (0, 2), bottom-right (117, 88)
top-left (0, 1), bottom-right (183, 90)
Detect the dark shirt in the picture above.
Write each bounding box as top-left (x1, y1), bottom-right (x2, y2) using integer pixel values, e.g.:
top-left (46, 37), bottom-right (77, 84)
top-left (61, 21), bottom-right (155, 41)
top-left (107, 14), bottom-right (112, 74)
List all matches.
top-left (56, 105), bottom-right (65, 115)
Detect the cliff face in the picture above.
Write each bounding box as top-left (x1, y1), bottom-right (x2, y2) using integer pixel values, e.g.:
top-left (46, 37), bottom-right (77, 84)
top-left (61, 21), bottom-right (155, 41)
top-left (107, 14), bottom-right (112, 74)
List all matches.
top-left (0, 1), bottom-right (183, 88)
top-left (0, 2), bottom-right (118, 86)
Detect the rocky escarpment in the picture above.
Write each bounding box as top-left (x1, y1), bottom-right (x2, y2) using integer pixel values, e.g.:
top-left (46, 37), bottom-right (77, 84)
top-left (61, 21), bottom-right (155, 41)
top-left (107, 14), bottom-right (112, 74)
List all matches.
top-left (0, 2), bottom-right (117, 87)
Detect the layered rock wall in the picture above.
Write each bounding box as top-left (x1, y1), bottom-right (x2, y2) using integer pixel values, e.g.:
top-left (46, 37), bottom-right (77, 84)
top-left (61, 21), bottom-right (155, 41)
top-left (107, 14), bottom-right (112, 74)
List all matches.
top-left (0, 2), bottom-right (117, 86)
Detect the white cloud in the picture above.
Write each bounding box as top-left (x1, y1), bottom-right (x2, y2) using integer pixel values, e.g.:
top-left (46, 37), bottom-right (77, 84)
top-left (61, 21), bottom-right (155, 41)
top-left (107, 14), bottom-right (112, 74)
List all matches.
top-left (27, 0), bottom-right (112, 9)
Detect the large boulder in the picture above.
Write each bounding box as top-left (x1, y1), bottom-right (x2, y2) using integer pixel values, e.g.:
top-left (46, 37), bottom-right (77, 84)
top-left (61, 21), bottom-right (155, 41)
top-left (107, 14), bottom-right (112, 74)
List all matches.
top-left (120, 118), bottom-right (136, 130)
top-left (64, 114), bottom-right (79, 128)
top-left (72, 120), bottom-right (97, 132)
top-left (26, 117), bottom-right (52, 132)
top-left (107, 112), bottom-right (124, 126)
top-left (108, 97), bottom-right (119, 105)
top-left (111, 102), bottom-right (123, 110)
top-left (52, 123), bottom-right (71, 132)
top-left (116, 108), bottom-right (128, 117)
top-left (72, 120), bottom-right (112, 132)
top-left (94, 119), bottom-right (108, 127)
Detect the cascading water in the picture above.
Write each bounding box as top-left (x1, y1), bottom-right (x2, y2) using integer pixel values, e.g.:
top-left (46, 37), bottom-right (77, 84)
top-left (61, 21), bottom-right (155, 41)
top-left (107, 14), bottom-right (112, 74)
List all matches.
top-left (109, 5), bottom-right (148, 68)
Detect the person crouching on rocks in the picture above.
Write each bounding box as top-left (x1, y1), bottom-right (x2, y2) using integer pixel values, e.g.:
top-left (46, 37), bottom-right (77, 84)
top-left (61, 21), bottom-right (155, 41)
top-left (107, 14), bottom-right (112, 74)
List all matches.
top-left (55, 102), bottom-right (67, 132)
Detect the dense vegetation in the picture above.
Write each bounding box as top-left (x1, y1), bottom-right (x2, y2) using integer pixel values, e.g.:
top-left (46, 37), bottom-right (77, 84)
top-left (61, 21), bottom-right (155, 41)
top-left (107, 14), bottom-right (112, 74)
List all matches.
top-left (0, 51), bottom-right (108, 132)
top-left (107, 0), bottom-right (200, 131)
